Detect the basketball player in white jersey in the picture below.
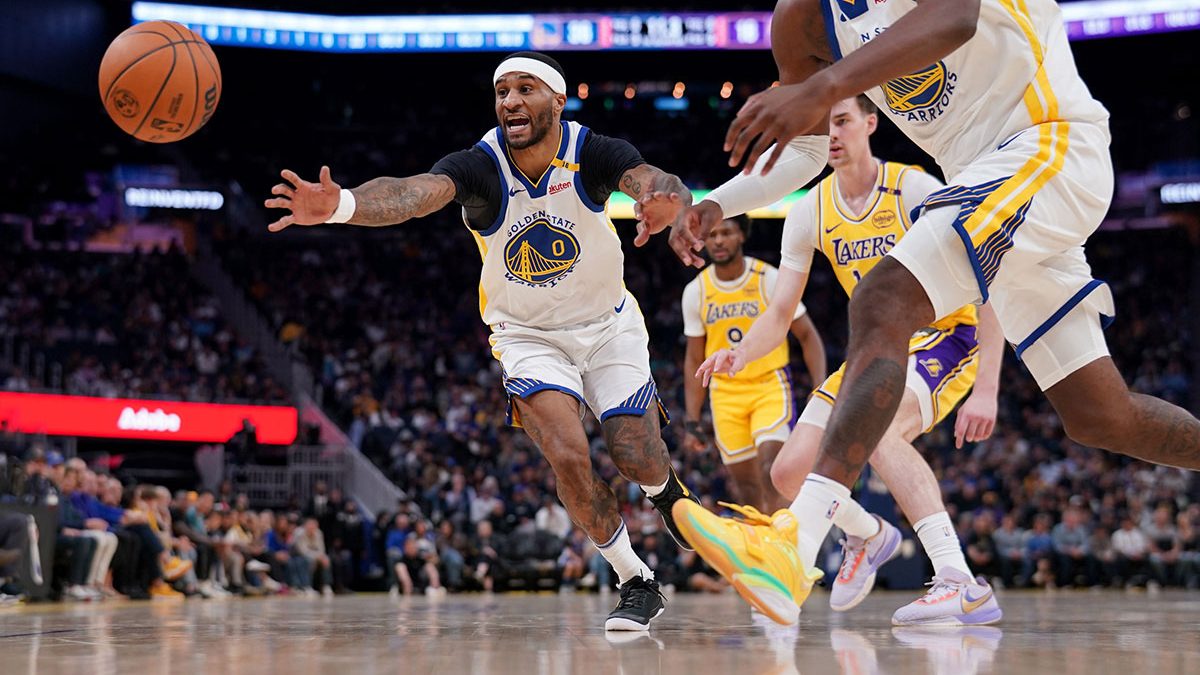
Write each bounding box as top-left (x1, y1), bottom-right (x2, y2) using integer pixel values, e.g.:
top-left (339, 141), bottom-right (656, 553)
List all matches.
top-left (665, 0), bottom-right (1200, 626)
top-left (264, 52), bottom-right (699, 631)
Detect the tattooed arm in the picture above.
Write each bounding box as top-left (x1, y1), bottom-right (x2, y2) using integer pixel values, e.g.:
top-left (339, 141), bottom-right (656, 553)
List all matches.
top-left (619, 163), bottom-right (693, 245)
top-left (265, 165), bottom-right (456, 232)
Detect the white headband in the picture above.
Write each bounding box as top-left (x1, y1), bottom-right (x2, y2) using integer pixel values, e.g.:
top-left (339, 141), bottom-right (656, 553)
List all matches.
top-left (493, 57), bottom-right (566, 95)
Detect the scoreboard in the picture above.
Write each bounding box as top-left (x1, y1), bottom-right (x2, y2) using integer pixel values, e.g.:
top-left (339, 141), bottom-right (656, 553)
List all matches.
top-left (131, 1), bottom-right (1200, 53)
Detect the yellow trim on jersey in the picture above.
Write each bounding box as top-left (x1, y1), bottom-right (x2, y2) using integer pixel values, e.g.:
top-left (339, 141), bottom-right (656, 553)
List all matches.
top-left (928, 346), bottom-right (979, 431)
top-left (830, 162), bottom-right (886, 223)
top-left (504, 124), bottom-right (567, 189)
top-left (470, 230), bottom-right (491, 320)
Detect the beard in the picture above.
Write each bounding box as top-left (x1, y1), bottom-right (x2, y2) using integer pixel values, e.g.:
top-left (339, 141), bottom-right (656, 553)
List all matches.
top-left (504, 107), bottom-right (556, 149)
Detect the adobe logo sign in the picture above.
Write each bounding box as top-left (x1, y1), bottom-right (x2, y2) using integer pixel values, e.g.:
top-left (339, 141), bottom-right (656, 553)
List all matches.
top-left (0, 392), bottom-right (296, 444)
top-left (117, 407), bottom-right (183, 433)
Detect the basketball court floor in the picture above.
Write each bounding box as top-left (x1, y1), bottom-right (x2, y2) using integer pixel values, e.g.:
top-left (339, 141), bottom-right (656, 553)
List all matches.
top-left (2, 590), bottom-right (1198, 674)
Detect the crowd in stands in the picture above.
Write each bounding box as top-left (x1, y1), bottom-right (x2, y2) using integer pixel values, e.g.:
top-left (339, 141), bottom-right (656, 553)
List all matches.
top-left (0, 241), bottom-right (287, 403)
top-left (0, 444), bottom-right (360, 604)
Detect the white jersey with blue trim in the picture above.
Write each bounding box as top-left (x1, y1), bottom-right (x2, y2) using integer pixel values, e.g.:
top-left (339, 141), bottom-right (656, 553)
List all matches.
top-left (468, 120), bottom-right (625, 330)
top-left (820, 0), bottom-right (1110, 179)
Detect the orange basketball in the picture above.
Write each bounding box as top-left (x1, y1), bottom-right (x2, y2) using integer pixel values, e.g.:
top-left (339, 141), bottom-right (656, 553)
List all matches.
top-left (99, 20), bottom-right (222, 143)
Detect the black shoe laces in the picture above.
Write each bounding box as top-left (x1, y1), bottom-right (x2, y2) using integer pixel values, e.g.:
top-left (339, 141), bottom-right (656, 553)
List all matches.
top-left (616, 577), bottom-right (664, 612)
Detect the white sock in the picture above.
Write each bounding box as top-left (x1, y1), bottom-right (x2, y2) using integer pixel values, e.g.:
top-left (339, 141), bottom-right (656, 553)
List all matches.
top-left (641, 476), bottom-right (669, 498)
top-left (914, 511), bottom-right (973, 578)
top-left (788, 474), bottom-right (851, 568)
top-left (830, 497), bottom-right (881, 541)
top-left (593, 521), bottom-right (654, 585)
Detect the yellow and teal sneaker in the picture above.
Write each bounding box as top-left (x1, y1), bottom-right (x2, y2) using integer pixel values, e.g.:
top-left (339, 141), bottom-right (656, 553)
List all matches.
top-left (672, 500), bottom-right (822, 625)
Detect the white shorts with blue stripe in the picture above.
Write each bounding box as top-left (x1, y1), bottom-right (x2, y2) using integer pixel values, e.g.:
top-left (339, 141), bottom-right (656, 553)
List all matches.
top-left (889, 121), bottom-right (1115, 390)
top-left (489, 291), bottom-right (669, 428)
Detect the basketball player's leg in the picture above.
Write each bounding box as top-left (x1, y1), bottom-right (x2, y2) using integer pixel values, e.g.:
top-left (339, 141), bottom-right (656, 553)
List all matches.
top-left (746, 374), bottom-right (794, 513)
top-left (724, 453), bottom-right (767, 513)
top-left (710, 383), bottom-right (768, 511)
top-left (516, 391), bottom-right (624, 545)
top-left (1024, 308), bottom-right (1200, 470)
top-left (587, 300), bottom-right (700, 552)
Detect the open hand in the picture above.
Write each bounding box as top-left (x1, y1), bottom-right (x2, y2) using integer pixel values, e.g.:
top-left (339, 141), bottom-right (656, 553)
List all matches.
top-left (696, 348), bottom-right (747, 386)
top-left (264, 165), bottom-right (342, 232)
top-left (726, 80), bottom-right (831, 175)
top-left (954, 392), bottom-right (997, 449)
top-left (632, 191), bottom-right (684, 247)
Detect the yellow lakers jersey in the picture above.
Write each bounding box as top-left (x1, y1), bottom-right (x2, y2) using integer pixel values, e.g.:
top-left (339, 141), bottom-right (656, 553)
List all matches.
top-left (817, 162), bottom-right (977, 330)
top-left (697, 257), bottom-right (789, 381)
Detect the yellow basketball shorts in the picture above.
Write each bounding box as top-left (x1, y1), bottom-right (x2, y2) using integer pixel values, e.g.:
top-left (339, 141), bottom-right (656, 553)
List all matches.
top-left (708, 368), bottom-right (794, 465)
top-left (802, 325), bottom-right (979, 433)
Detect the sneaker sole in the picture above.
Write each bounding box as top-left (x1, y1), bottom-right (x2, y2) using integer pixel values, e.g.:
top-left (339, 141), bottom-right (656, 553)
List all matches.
top-left (891, 606), bottom-right (1003, 626)
top-left (675, 507), bottom-right (800, 626)
top-left (604, 606), bottom-right (665, 631)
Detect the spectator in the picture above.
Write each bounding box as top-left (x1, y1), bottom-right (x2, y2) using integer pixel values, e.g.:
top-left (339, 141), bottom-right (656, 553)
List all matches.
top-left (294, 517), bottom-right (334, 597)
top-left (992, 515), bottom-right (1026, 588)
top-left (384, 513), bottom-right (411, 594)
top-left (1023, 514), bottom-right (1056, 589)
top-left (966, 511), bottom-right (1000, 582)
top-left (1112, 516), bottom-right (1154, 588)
top-left (1052, 507), bottom-right (1096, 587)
top-left (1144, 505), bottom-right (1182, 587)
top-left (392, 536), bottom-right (444, 597)
top-left (535, 494), bottom-right (572, 541)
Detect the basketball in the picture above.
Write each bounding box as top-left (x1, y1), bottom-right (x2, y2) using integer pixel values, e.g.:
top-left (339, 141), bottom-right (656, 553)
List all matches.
top-left (98, 20), bottom-right (221, 143)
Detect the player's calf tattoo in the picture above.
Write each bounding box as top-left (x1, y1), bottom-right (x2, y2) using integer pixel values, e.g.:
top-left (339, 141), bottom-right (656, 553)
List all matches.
top-left (603, 414), bottom-right (671, 486)
top-left (817, 357), bottom-right (907, 484)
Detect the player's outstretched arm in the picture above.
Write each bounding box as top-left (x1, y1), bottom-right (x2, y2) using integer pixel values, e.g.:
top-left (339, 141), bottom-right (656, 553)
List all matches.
top-left (622, 163), bottom-right (692, 247)
top-left (954, 302), bottom-right (1003, 448)
top-left (265, 166), bottom-right (455, 232)
top-left (727, 0), bottom-right (980, 173)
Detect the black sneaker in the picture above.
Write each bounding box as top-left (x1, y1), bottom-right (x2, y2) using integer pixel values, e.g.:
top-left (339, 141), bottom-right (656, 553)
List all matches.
top-left (646, 467), bottom-right (701, 551)
top-left (605, 576), bottom-right (665, 631)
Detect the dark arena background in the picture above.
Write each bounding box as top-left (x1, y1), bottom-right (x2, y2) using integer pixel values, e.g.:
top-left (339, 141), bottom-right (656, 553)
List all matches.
top-left (2, 1), bottom-right (1200, 672)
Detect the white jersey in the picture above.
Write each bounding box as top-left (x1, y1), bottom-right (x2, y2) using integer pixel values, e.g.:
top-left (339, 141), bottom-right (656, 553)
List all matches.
top-left (469, 121), bottom-right (625, 330)
top-left (820, 0), bottom-right (1110, 178)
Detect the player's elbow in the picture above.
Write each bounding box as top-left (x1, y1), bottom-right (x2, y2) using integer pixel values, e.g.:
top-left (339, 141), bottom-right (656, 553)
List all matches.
top-left (942, 1), bottom-right (980, 44)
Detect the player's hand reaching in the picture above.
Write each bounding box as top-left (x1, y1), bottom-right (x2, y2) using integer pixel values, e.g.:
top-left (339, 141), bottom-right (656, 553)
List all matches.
top-left (953, 391), bottom-right (997, 449)
top-left (726, 79), bottom-right (831, 175)
top-left (264, 165), bottom-right (342, 232)
top-left (667, 200), bottom-right (723, 268)
top-left (696, 348), bottom-right (747, 386)
top-left (633, 190), bottom-right (684, 241)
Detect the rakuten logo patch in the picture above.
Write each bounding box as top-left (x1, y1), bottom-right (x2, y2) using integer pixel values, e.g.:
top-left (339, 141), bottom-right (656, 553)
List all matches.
top-left (117, 407), bottom-right (182, 433)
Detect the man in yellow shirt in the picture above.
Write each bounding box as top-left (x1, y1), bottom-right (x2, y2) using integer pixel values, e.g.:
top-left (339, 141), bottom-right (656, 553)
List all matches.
top-left (681, 214), bottom-right (826, 512)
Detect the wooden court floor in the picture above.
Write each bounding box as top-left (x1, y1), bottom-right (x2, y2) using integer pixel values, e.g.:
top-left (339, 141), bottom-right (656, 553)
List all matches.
top-left (2, 589), bottom-right (1198, 674)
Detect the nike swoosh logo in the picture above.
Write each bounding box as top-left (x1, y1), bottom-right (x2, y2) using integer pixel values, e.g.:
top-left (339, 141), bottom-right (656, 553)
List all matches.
top-left (614, 297), bottom-right (627, 313)
top-left (824, 224), bottom-right (840, 234)
top-left (961, 587), bottom-right (993, 613)
top-left (509, 187), bottom-right (525, 197)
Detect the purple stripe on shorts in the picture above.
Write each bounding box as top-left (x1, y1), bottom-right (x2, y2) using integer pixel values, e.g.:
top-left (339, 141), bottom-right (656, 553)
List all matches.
top-left (912, 325), bottom-right (978, 393)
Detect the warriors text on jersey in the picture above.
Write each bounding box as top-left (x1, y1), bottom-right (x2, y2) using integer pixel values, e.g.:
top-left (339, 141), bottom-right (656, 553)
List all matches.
top-left (819, 0), bottom-right (1109, 179)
